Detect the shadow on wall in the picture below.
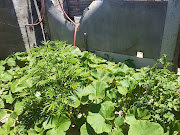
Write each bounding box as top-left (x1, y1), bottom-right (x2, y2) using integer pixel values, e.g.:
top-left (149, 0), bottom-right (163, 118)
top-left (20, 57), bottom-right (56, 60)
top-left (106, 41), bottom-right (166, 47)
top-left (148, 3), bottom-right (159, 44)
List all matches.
top-left (0, 0), bottom-right (25, 60)
top-left (46, 0), bottom-right (168, 60)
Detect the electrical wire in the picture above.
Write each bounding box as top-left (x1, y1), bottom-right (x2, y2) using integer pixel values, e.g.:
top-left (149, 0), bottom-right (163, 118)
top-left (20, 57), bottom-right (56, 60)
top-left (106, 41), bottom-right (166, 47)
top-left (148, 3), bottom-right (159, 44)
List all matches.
top-left (57, 0), bottom-right (78, 46)
top-left (0, 1), bottom-right (43, 29)
top-left (26, 0), bottom-right (45, 26)
top-left (25, 0), bottom-right (78, 46)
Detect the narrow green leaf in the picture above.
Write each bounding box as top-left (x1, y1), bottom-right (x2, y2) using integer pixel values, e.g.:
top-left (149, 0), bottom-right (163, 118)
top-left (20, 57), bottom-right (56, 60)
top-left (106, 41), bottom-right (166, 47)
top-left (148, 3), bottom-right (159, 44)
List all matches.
top-left (177, 76), bottom-right (180, 86)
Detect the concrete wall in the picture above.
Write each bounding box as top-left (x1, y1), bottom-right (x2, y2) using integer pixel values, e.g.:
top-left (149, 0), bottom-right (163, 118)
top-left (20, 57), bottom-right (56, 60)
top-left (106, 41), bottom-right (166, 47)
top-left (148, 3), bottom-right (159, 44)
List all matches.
top-left (79, 0), bottom-right (168, 60)
top-left (46, 0), bottom-right (177, 68)
top-left (0, 0), bottom-right (25, 59)
top-left (0, 0), bottom-right (46, 60)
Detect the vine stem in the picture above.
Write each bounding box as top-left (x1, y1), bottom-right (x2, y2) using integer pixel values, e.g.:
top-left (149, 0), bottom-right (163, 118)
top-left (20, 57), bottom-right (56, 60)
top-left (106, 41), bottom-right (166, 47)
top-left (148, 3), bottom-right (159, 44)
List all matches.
top-left (4, 109), bottom-right (13, 112)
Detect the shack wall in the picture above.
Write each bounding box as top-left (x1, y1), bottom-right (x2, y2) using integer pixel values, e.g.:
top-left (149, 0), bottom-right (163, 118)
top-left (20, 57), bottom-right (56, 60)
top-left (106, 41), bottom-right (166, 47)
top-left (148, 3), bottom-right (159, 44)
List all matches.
top-left (45, 0), bottom-right (170, 65)
top-left (0, 0), bottom-right (25, 59)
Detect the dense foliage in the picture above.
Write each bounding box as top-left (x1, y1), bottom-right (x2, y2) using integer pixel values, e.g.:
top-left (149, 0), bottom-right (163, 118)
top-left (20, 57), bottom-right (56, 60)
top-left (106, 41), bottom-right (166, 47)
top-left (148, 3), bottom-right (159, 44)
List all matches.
top-left (0, 41), bottom-right (179, 135)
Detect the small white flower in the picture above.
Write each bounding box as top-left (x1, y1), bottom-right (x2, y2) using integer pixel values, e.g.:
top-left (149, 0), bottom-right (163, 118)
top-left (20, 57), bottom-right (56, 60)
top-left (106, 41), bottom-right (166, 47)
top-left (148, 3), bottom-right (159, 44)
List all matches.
top-left (149, 99), bottom-right (154, 103)
top-left (35, 92), bottom-right (41, 97)
top-left (77, 113), bottom-right (82, 119)
top-left (14, 76), bottom-right (18, 79)
top-left (115, 111), bottom-right (123, 116)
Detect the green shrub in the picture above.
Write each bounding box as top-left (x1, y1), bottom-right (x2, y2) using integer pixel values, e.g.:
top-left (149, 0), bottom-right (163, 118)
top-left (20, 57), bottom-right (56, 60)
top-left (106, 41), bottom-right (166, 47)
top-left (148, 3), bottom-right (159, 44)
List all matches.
top-left (0, 41), bottom-right (179, 135)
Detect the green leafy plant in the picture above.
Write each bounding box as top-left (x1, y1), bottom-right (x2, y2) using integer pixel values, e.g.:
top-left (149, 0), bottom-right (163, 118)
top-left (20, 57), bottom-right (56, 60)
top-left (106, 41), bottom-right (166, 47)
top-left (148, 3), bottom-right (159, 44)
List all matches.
top-left (0, 41), bottom-right (179, 135)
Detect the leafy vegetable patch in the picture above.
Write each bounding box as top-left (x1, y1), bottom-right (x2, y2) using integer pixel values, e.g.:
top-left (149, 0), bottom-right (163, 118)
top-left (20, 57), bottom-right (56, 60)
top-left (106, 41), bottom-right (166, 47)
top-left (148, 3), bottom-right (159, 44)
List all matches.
top-left (0, 41), bottom-right (179, 135)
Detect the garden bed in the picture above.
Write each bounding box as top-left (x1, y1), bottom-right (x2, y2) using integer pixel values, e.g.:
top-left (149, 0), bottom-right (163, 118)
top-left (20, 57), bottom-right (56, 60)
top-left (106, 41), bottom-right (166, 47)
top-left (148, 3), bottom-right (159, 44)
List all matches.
top-left (0, 41), bottom-right (179, 135)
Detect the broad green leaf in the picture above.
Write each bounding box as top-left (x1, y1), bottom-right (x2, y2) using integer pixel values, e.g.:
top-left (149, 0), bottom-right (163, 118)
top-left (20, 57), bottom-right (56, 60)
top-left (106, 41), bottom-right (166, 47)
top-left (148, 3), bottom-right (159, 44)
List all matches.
top-left (117, 79), bottom-right (129, 95)
top-left (0, 60), bottom-right (6, 66)
top-left (0, 109), bottom-right (6, 120)
top-left (0, 99), bottom-right (5, 108)
top-left (9, 126), bottom-right (18, 135)
top-left (68, 95), bottom-right (80, 108)
top-left (0, 122), bottom-right (10, 134)
top-left (136, 108), bottom-right (151, 120)
top-left (99, 101), bottom-right (115, 120)
top-left (27, 128), bottom-right (38, 135)
top-left (89, 55), bottom-right (107, 64)
top-left (114, 116), bottom-right (124, 127)
top-left (15, 52), bottom-right (28, 61)
top-left (83, 81), bottom-right (108, 100)
top-left (117, 85), bottom-right (128, 95)
top-left (125, 107), bottom-right (151, 125)
top-left (45, 115), bottom-right (70, 135)
top-left (106, 88), bottom-right (118, 100)
top-left (106, 62), bottom-right (120, 75)
top-left (2, 93), bottom-right (15, 104)
top-left (11, 77), bottom-right (33, 93)
top-left (46, 128), bottom-right (65, 135)
top-left (70, 46), bottom-right (82, 56)
top-left (34, 123), bottom-right (43, 133)
top-left (43, 115), bottom-right (71, 132)
top-left (43, 117), bottom-right (55, 130)
top-left (14, 101), bottom-right (24, 115)
top-left (7, 68), bottom-right (20, 77)
top-left (87, 112), bottom-right (112, 134)
top-left (91, 69), bottom-right (114, 83)
top-left (53, 115), bottom-right (71, 131)
top-left (119, 63), bottom-right (130, 74)
top-left (8, 112), bottom-right (18, 127)
top-left (1, 72), bottom-right (12, 82)
top-left (0, 66), bottom-right (5, 74)
top-left (88, 63), bottom-right (102, 69)
top-left (80, 123), bottom-right (96, 135)
top-left (70, 58), bottom-right (80, 64)
top-left (117, 77), bottom-right (137, 95)
top-left (109, 128), bottom-right (124, 135)
top-left (68, 87), bottom-right (86, 108)
top-left (7, 58), bottom-right (16, 67)
top-left (125, 114), bottom-right (136, 125)
top-left (128, 120), bottom-right (164, 135)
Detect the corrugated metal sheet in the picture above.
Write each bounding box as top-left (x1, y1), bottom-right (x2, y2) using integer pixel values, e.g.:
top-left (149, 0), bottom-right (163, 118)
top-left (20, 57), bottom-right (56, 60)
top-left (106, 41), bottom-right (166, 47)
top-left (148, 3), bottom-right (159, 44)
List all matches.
top-left (64, 0), bottom-right (94, 18)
